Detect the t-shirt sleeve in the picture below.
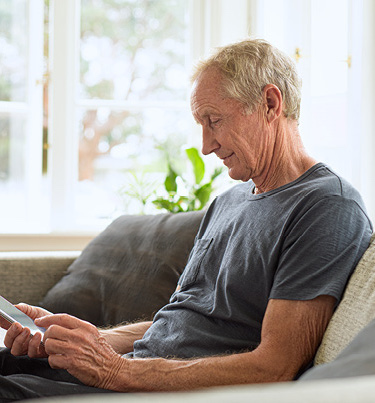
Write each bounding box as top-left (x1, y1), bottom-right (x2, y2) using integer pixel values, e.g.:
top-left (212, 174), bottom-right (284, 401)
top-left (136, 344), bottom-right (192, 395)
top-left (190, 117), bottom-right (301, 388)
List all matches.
top-left (269, 196), bottom-right (372, 303)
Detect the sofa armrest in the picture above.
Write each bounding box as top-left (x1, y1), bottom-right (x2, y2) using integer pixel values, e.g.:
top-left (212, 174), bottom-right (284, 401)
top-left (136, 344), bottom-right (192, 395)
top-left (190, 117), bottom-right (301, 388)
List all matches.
top-left (0, 251), bottom-right (80, 305)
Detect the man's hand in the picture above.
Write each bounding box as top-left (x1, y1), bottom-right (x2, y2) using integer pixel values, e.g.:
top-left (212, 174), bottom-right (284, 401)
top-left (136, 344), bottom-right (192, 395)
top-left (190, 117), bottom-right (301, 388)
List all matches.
top-left (36, 314), bottom-right (124, 389)
top-left (3, 304), bottom-right (51, 358)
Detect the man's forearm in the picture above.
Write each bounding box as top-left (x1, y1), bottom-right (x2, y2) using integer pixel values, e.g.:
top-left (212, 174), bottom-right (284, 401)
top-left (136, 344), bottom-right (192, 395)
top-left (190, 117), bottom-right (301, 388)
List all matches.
top-left (102, 296), bottom-right (335, 392)
top-left (106, 348), bottom-right (294, 393)
top-left (99, 321), bottom-right (152, 355)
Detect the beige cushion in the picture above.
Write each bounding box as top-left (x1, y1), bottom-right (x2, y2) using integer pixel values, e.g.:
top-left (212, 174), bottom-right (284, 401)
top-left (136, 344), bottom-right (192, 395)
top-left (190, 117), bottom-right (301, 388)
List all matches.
top-left (315, 233), bottom-right (375, 365)
top-left (0, 251), bottom-right (79, 305)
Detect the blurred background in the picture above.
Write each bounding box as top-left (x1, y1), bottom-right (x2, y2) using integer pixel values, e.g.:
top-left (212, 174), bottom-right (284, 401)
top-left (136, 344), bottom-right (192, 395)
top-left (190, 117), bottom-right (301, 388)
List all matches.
top-left (0, 0), bottom-right (374, 249)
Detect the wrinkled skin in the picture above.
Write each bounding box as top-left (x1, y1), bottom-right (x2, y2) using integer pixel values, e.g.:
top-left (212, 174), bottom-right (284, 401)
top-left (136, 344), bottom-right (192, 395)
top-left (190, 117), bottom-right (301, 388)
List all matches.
top-left (35, 314), bottom-right (124, 389)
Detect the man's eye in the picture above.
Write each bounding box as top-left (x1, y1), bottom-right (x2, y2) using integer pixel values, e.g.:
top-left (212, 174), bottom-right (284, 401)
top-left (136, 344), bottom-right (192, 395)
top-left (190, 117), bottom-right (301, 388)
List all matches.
top-left (209, 118), bottom-right (221, 126)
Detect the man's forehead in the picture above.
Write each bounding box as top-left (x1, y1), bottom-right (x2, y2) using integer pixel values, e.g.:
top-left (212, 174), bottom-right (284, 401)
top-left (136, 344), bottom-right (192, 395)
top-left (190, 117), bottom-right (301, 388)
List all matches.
top-left (192, 67), bottom-right (222, 90)
top-left (190, 89), bottom-right (221, 119)
top-left (190, 70), bottom-right (223, 108)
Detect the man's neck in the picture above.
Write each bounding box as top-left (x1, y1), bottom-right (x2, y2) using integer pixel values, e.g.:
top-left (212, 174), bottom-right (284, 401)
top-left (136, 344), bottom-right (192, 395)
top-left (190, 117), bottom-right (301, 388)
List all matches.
top-left (253, 157), bottom-right (316, 194)
top-left (253, 122), bottom-right (316, 194)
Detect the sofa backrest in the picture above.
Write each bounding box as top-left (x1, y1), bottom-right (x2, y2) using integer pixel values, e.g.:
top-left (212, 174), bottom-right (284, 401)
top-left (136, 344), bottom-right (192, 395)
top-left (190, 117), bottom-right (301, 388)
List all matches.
top-left (0, 251), bottom-right (80, 305)
top-left (315, 233), bottom-right (375, 365)
top-left (39, 211), bottom-right (205, 327)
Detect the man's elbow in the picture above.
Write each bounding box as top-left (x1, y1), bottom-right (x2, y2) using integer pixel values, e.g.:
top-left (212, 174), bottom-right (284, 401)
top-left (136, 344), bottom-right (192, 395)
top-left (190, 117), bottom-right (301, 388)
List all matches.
top-left (240, 348), bottom-right (303, 384)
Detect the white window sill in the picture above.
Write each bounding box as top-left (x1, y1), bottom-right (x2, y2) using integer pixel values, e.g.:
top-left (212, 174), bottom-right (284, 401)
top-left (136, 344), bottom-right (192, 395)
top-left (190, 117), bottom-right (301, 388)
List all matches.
top-left (0, 233), bottom-right (97, 252)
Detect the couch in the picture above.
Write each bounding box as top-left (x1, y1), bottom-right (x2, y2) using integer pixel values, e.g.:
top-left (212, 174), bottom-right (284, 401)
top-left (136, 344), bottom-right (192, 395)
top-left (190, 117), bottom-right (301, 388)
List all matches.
top-left (2, 210), bottom-right (375, 402)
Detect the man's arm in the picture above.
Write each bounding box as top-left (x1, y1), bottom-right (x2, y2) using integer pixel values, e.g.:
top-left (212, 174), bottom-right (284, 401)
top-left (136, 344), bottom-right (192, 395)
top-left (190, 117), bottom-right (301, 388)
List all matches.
top-left (36, 294), bottom-right (335, 391)
top-left (99, 321), bottom-right (152, 354)
top-left (2, 303), bottom-right (151, 359)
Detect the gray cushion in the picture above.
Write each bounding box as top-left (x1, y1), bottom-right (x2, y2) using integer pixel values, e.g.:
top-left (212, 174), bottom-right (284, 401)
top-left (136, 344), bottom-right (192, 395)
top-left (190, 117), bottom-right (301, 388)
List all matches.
top-left (300, 317), bottom-right (375, 380)
top-left (40, 211), bottom-right (204, 327)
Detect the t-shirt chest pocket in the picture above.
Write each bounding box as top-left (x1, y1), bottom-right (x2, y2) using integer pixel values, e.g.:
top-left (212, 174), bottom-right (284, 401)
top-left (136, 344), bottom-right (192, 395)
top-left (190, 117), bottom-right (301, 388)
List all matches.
top-left (178, 238), bottom-right (213, 288)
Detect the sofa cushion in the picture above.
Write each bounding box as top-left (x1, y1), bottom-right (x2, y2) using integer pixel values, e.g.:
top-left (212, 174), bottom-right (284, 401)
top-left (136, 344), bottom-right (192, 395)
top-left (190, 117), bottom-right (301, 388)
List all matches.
top-left (21, 375), bottom-right (375, 403)
top-left (301, 317), bottom-right (375, 380)
top-left (40, 211), bottom-right (204, 327)
top-left (314, 233), bottom-right (375, 365)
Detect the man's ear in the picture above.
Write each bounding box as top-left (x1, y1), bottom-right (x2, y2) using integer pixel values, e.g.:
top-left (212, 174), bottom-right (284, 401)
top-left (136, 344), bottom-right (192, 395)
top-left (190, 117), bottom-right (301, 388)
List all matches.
top-left (263, 84), bottom-right (283, 123)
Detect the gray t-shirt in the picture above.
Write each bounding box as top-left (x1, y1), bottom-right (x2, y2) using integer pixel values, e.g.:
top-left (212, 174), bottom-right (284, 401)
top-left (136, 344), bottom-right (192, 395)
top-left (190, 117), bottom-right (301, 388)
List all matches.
top-left (132, 164), bottom-right (372, 359)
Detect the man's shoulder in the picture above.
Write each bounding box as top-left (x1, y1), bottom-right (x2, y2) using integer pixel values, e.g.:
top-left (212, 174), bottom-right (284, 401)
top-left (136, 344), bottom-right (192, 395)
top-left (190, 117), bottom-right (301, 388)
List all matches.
top-left (288, 164), bottom-right (371, 231)
top-left (215, 163), bottom-right (359, 202)
top-left (300, 163), bottom-right (364, 206)
top-left (208, 163), bottom-right (368, 220)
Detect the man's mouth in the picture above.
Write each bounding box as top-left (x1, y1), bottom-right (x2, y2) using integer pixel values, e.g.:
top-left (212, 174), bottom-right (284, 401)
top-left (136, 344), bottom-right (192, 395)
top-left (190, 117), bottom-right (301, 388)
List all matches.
top-left (222, 153), bottom-right (234, 164)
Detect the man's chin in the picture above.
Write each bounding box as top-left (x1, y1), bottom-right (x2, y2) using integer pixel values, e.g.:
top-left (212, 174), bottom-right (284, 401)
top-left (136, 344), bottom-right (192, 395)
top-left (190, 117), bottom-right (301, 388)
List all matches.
top-left (228, 169), bottom-right (249, 182)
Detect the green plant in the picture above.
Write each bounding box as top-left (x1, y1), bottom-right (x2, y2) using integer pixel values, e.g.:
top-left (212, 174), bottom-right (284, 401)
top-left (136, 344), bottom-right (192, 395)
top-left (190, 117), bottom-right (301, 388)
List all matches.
top-left (153, 147), bottom-right (224, 213)
top-left (118, 172), bottom-right (159, 214)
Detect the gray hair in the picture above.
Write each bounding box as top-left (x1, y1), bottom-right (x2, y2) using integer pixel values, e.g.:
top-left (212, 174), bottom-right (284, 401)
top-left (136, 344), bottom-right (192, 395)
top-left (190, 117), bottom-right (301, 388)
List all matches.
top-left (191, 39), bottom-right (302, 121)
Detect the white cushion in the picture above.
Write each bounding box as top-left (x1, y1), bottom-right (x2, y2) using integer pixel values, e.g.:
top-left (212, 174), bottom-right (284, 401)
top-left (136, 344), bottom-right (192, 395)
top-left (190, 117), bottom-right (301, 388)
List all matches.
top-left (315, 233), bottom-right (375, 365)
top-left (28, 375), bottom-right (375, 403)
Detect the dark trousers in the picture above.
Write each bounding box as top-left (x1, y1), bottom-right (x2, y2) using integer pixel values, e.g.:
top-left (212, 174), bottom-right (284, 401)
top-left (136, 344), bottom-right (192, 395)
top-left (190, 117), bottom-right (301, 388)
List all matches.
top-left (0, 348), bottom-right (114, 402)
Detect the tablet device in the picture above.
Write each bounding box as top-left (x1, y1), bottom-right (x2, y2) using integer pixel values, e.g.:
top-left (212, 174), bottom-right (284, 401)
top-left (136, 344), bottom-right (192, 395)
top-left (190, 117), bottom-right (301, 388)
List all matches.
top-left (0, 296), bottom-right (45, 336)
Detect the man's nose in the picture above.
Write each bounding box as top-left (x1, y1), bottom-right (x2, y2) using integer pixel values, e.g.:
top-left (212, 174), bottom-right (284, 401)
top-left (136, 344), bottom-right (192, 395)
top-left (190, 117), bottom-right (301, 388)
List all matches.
top-left (201, 126), bottom-right (219, 155)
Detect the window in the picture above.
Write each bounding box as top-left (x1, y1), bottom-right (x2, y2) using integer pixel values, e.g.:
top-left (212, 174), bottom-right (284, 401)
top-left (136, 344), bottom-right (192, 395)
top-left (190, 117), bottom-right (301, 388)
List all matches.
top-left (0, 0), bottom-right (44, 233)
top-left (75, 1), bottom-right (193, 223)
top-left (1, 0), bottom-right (374, 246)
top-left (0, 0), bottom-right (251, 238)
top-left (1, 0), bottom-right (195, 233)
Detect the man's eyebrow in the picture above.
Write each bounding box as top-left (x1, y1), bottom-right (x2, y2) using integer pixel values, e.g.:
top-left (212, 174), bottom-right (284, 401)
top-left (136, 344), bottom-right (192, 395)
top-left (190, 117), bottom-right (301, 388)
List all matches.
top-left (192, 108), bottom-right (219, 124)
top-left (192, 112), bottom-right (206, 124)
top-left (192, 114), bottom-right (201, 125)
top-left (199, 112), bottom-right (213, 120)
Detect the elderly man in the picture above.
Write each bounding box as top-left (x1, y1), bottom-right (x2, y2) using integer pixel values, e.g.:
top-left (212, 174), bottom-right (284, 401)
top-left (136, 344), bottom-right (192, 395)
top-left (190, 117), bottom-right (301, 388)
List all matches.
top-left (0, 39), bottom-right (372, 400)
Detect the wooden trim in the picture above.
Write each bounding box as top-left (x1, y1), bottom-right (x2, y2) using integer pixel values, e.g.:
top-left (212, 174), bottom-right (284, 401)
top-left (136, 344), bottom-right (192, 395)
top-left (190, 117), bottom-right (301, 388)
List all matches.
top-left (0, 234), bottom-right (95, 252)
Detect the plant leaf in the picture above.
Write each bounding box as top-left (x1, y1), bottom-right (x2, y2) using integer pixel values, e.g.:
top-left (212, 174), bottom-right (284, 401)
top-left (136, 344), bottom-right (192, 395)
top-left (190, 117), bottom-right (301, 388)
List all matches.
top-left (153, 198), bottom-right (181, 213)
top-left (194, 183), bottom-right (212, 209)
top-left (186, 147), bottom-right (205, 185)
top-left (210, 166), bottom-right (224, 181)
top-left (164, 164), bottom-right (178, 192)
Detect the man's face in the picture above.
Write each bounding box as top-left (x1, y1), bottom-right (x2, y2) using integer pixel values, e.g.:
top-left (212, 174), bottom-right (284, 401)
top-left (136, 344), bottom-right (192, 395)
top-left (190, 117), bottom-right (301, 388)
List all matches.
top-left (190, 68), bottom-right (270, 183)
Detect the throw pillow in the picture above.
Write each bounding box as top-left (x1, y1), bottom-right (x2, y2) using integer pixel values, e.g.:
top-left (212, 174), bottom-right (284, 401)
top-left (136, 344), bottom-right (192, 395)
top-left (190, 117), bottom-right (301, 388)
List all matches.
top-left (40, 211), bottom-right (204, 327)
top-left (314, 233), bottom-right (375, 365)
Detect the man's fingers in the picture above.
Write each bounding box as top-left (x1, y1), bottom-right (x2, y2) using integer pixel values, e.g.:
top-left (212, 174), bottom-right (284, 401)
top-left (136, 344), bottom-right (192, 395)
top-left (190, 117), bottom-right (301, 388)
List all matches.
top-left (27, 331), bottom-right (46, 358)
top-left (44, 337), bottom-right (69, 356)
top-left (15, 303), bottom-right (51, 320)
top-left (48, 353), bottom-right (67, 370)
top-left (14, 303), bottom-right (36, 319)
top-left (44, 324), bottom-right (73, 344)
top-left (3, 322), bottom-right (23, 348)
top-left (9, 327), bottom-right (30, 356)
top-left (36, 314), bottom-right (91, 330)
top-left (0, 317), bottom-right (11, 330)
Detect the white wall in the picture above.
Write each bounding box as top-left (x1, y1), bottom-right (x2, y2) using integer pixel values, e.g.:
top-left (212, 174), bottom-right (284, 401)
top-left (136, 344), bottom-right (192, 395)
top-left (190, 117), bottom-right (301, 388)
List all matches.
top-left (359, 0), bottom-right (375, 220)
